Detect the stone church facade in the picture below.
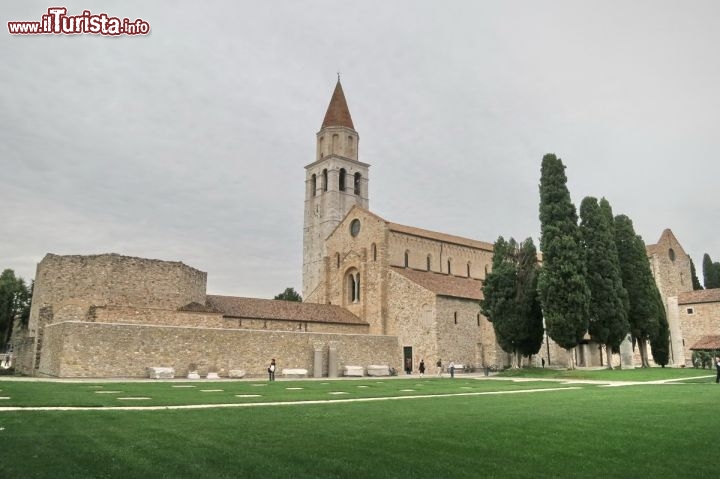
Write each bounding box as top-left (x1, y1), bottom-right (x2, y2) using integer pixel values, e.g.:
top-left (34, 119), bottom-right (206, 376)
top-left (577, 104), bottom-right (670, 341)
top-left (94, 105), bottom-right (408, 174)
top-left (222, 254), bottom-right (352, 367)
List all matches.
top-left (13, 81), bottom-right (720, 377)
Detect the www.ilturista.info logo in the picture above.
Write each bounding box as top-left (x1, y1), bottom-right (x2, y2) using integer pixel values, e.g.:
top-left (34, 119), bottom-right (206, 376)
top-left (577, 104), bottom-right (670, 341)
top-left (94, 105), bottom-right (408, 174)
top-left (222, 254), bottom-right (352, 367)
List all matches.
top-left (8, 7), bottom-right (150, 35)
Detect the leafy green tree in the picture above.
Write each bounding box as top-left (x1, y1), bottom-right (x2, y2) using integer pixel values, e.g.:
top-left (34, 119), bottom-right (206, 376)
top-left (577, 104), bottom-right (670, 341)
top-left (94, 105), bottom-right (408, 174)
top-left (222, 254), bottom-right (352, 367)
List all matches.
top-left (702, 254), bottom-right (720, 289)
top-left (0, 270), bottom-right (32, 348)
top-left (689, 259), bottom-right (703, 291)
top-left (274, 287), bottom-right (302, 302)
top-left (614, 216), bottom-right (660, 367)
top-left (538, 154), bottom-right (590, 368)
top-left (481, 237), bottom-right (544, 368)
top-left (579, 197), bottom-right (630, 368)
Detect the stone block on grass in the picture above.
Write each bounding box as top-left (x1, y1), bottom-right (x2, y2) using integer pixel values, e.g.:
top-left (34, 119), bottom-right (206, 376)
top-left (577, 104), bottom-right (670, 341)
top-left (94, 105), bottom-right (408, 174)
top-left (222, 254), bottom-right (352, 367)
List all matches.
top-left (282, 368), bottom-right (308, 378)
top-left (366, 365), bottom-right (390, 376)
top-left (342, 365), bottom-right (364, 377)
top-left (147, 367), bottom-right (175, 379)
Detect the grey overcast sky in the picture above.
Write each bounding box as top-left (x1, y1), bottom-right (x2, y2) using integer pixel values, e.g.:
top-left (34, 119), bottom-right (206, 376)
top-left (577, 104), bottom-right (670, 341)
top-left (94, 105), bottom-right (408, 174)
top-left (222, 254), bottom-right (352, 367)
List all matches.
top-left (1, 1), bottom-right (719, 297)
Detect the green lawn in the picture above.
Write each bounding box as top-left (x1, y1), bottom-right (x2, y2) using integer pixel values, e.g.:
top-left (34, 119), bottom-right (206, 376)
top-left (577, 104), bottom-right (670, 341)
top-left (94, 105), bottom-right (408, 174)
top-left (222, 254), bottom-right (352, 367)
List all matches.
top-left (1, 374), bottom-right (718, 478)
top-left (497, 366), bottom-right (714, 382)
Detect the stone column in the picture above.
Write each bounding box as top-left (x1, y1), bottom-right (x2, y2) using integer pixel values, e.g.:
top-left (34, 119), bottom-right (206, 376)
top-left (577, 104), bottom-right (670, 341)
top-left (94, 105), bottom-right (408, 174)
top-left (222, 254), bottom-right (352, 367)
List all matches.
top-left (620, 334), bottom-right (635, 369)
top-left (328, 342), bottom-right (338, 378)
top-left (313, 343), bottom-right (324, 378)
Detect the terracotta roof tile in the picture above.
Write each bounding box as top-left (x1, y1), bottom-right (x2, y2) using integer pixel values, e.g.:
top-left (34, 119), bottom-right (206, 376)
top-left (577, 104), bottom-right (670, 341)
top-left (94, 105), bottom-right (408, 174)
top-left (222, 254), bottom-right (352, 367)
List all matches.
top-left (391, 266), bottom-right (484, 300)
top-left (206, 295), bottom-right (366, 325)
top-left (689, 335), bottom-right (720, 350)
top-left (321, 80), bottom-right (354, 129)
top-left (678, 288), bottom-right (720, 305)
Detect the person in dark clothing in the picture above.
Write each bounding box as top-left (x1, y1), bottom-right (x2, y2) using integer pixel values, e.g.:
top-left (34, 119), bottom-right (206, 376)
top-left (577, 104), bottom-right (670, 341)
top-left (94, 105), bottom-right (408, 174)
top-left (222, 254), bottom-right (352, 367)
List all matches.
top-left (418, 359), bottom-right (426, 378)
top-left (405, 357), bottom-right (412, 375)
top-left (268, 358), bottom-right (276, 381)
top-left (716, 356), bottom-right (720, 384)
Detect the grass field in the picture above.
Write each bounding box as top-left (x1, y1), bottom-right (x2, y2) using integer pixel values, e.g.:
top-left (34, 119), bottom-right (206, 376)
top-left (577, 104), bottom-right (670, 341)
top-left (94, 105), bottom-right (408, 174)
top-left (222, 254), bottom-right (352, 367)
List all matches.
top-left (1, 370), bottom-right (718, 478)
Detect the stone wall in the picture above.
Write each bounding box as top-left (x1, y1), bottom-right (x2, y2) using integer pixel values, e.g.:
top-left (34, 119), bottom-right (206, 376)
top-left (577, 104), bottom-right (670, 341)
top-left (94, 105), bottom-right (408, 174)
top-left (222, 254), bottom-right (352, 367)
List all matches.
top-left (679, 300), bottom-right (720, 363)
top-left (385, 269), bottom-right (438, 371)
top-left (38, 322), bottom-right (400, 378)
top-left (388, 232), bottom-right (493, 280)
top-left (28, 253), bottom-right (207, 336)
top-left (436, 296), bottom-right (503, 369)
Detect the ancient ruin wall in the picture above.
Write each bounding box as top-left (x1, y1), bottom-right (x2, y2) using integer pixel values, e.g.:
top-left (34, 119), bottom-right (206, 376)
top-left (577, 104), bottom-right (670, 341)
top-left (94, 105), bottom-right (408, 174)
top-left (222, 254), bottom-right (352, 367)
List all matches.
top-left (28, 253), bottom-right (207, 334)
top-left (39, 321), bottom-right (400, 378)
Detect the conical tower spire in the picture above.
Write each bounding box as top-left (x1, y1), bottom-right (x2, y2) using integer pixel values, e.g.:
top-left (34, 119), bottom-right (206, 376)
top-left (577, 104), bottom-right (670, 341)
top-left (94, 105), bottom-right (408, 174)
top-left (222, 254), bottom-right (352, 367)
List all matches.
top-left (321, 79), bottom-right (355, 129)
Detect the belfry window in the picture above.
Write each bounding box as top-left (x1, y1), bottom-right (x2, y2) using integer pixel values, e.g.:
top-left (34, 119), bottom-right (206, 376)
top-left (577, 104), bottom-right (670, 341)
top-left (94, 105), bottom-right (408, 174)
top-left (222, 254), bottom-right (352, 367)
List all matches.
top-left (354, 173), bottom-right (361, 195)
top-left (339, 168), bottom-right (346, 191)
top-left (311, 174), bottom-right (317, 197)
top-left (322, 169), bottom-right (328, 192)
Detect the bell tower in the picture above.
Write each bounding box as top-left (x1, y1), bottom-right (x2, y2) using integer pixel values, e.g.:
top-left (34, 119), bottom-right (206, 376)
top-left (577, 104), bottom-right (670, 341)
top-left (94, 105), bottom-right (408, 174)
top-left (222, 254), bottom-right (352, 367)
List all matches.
top-left (302, 79), bottom-right (370, 302)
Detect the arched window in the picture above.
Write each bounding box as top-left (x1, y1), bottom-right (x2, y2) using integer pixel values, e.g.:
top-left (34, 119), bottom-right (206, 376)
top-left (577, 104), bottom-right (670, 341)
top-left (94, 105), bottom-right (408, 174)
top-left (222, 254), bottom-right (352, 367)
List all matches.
top-left (447, 259), bottom-right (452, 275)
top-left (318, 136), bottom-right (324, 159)
top-left (346, 268), bottom-right (360, 303)
top-left (311, 174), bottom-right (317, 197)
top-left (354, 173), bottom-right (361, 195)
top-left (427, 254), bottom-right (431, 271)
top-left (339, 168), bottom-right (346, 191)
top-left (332, 134), bottom-right (339, 154)
top-left (347, 136), bottom-right (354, 156)
top-left (467, 262), bottom-right (471, 277)
top-left (322, 169), bottom-right (328, 192)
top-left (404, 250), bottom-right (409, 268)
top-left (371, 243), bottom-right (377, 261)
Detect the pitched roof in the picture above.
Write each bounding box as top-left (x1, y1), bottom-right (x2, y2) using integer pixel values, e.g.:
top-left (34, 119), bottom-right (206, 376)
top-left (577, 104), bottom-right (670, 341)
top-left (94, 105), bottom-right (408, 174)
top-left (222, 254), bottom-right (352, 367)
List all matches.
top-left (391, 266), bottom-right (484, 300)
top-left (689, 335), bottom-right (720, 350)
top-left (206, 295), bottom-right (367, 325)
top-left (646, 228), bottom-right (687, 257)
top-left (678, 288), bottom-right (720, 305)
top-left (388, 222), bottom-right (494, 251)
top-left (321, 80), bottom-right (354, 129)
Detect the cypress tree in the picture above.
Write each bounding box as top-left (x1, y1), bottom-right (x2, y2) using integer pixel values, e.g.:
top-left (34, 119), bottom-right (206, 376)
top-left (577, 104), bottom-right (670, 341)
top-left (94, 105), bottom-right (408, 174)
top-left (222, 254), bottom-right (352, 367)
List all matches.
top-left (481, 237), bottom-right (544, 368)
top-left (538, 154), bottom-right (590, 368)
top-left (579, 197), bottom-right (630, 368)
top-left (703, 254), bottom-right (720, 289)
top-left (690, 259), bottom-right (703, 290)
top-left (649, 285), bottom-right (670, 367)
top-left (614, 215), bottom-right (658, 367)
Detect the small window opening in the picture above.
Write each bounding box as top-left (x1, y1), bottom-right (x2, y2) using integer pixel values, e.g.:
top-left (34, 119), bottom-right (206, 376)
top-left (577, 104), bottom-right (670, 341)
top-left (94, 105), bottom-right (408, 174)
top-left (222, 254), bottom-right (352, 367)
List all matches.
top-left (339, 168), bottom-right (346, 191)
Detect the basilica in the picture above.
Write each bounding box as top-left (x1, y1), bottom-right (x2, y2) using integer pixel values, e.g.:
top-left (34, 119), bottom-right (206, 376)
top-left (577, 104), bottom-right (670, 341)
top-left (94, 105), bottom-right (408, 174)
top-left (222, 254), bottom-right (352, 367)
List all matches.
top-left (13, 81), bottom-right (720, 377)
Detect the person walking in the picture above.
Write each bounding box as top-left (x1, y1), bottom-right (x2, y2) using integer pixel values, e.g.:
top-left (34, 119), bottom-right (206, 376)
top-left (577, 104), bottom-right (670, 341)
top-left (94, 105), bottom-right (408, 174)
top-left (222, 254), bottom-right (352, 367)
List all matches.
top-left (716, 356), bottom-right (720, 384)
top-left (405, 357), bottom-right (412, 375)
top-left (436, 358), bottom-right (443, 377)
top-left (268, 358), bottom-right (276, 381)
top-left (449, 361), bottom-right (455, 379)
top-left (418, 359), bottom-right (425, 378)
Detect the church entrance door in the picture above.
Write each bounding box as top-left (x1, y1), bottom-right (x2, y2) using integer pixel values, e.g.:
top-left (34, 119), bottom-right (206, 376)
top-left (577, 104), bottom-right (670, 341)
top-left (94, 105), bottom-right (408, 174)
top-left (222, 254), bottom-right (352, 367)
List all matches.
top-left (403, 346), bottom-right (413, 374)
